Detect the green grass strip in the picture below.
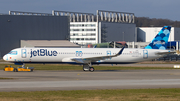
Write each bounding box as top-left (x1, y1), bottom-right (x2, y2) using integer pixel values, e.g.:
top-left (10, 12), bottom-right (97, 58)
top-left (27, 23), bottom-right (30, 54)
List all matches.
top-left (0, 77), bottom-right (13, 79)
top-left (0, 88), bottom-right (180, 101)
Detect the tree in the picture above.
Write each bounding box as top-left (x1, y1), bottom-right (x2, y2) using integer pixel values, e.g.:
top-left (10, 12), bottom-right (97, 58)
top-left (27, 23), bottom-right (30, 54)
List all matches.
top-left (135, 17), bottom-right (180, 27)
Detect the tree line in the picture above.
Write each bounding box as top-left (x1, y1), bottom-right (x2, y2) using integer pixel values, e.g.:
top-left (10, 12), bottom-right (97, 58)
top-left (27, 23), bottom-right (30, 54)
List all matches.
top-left (135, 17), bottom-right (180, 27)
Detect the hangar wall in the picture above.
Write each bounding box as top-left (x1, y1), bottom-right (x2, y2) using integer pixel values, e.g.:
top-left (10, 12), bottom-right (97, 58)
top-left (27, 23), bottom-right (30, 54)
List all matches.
top-left (137, 27), bottom-right (179, 42)
top-left (174, 27), bottom-right (180, 41)
top-left (99, 22), bottom-right (136, 43)
top-left (0, 15), bottom-right (69, 57)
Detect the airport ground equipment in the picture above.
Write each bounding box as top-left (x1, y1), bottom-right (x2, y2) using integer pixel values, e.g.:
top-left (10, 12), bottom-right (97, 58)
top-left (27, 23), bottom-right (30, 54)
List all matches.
top-left (4, 65), bottom-right (17, 72)
top-left (17, 67), bottom-right (34, 72)
top-left (4, 65), bottom-right (34, 72)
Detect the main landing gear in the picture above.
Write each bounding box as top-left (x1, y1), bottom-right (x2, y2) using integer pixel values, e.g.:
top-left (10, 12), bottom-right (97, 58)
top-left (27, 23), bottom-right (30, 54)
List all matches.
top-left (83, 63), bottom-right (94, 72)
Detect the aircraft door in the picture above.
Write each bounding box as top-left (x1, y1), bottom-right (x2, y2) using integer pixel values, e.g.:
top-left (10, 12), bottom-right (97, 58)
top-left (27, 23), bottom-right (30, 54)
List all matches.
top-left (106, 50), bottom-right (111, 60)
top-left (21, 49), bottom-right (27, 58)
top-left (143, 50), bottom-right (148, 59)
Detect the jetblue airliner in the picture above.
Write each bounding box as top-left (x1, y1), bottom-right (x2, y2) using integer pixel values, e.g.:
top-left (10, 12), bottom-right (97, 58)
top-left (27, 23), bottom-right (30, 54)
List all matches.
top-left (3, 26), bottom-right (174, 72)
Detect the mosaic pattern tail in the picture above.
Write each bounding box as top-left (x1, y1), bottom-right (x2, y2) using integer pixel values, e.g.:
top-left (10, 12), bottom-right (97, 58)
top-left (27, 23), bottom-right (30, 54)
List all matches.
top-left (144, 26), bottom-right (171, 50)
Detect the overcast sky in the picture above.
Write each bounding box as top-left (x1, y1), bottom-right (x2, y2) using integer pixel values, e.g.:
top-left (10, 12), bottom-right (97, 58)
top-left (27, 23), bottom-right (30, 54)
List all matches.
top-left (0, 0), bottom-right (180, 21)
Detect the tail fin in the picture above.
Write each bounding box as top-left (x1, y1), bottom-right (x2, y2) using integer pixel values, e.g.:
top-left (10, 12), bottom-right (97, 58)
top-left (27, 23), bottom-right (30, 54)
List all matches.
top-left (144, 26), bottom-right (171, 50)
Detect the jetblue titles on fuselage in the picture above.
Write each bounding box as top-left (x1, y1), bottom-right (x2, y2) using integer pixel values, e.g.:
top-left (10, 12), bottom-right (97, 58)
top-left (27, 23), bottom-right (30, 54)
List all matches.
top-left (30, 49), bottom-right (58, 58)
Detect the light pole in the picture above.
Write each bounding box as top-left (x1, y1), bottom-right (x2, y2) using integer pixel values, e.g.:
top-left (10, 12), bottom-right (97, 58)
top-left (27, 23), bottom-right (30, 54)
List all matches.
top-left (122, 32), bottom-right (124, 41)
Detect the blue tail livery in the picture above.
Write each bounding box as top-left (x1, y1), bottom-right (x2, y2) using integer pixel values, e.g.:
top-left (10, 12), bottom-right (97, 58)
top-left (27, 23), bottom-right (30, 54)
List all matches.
top-left (145, 26), bottom-right (171, 50)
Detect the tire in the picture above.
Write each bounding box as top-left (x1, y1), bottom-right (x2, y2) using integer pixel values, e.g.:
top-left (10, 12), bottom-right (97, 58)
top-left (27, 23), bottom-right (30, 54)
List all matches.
top-left (89, 67), bottom-right (94, 72)
top-left (83, 67), bottom-right (86, 71)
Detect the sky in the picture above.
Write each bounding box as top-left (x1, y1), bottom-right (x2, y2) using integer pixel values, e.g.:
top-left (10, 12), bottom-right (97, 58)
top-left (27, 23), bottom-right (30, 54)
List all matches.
top-left (0, 0), bottom-right (180, 21)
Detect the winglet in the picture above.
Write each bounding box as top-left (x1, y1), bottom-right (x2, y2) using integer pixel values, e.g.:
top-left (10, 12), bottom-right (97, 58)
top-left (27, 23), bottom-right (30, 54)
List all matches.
top-left (94, 45), bottom-right (97, 48)
top-left (114, 46), bottom-right (125, 56)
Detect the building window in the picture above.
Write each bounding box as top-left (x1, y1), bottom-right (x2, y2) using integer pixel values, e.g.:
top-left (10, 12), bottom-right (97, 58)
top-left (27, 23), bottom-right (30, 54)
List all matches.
top-left (85, 38), bottom-right (96, 40)
top-left (90, 38), bottom-right (95, 40)
top-left (86, 33), bottom-right (96, 36)
top-left (71, 24), bottom-right (96, 27)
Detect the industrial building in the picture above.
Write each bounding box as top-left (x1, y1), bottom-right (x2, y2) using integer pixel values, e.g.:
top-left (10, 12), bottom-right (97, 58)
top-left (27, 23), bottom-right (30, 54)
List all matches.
top-left (0, 11), bottom-right (70, 57)
top-left (137, 27), bottom-right (180, 42)
top-left (0, 10), bottom-right (136, 58)
top-left (52, 10), bottom-right (136, 45)
top-left (21, 40), bottom-right (80, 48)
top-left (126, 27), bottom-right (180, 49)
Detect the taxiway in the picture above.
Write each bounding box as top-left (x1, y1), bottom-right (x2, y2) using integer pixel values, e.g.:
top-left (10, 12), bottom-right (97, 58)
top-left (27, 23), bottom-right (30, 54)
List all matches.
top-left (0, 69), bottom-right (180, 91)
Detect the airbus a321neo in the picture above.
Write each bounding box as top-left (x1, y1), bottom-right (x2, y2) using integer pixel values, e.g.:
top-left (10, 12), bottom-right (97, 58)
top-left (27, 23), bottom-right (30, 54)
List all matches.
top-left (3, 26), bottom-right (174, 72)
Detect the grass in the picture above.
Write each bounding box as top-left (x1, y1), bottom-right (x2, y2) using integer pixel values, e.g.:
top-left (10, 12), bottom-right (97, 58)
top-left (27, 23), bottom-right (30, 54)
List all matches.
top-left (0, 88), bottom-right (180, 101)
top-left (0, 77), bottom-right (13, 79)
top-left (0, 63), bottom-right (175, 71)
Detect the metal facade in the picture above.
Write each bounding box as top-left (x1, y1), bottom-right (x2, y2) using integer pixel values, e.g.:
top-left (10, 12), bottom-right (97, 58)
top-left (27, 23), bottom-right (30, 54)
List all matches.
top-left (99, 22), bottom-right (136, 43)
top-left (137, 27), bottom-right (180, 42)
top-left (0, 15), bottom-right (69, 57)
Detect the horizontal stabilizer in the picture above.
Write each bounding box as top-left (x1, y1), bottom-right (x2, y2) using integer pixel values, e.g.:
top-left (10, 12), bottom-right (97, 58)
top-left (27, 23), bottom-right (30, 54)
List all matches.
top-left (155, 51), bottom-right (176, 55)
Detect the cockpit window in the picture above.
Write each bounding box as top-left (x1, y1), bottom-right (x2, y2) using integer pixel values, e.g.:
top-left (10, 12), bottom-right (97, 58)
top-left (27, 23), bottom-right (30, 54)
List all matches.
top-left (8, 51), bottom-right (17, 55)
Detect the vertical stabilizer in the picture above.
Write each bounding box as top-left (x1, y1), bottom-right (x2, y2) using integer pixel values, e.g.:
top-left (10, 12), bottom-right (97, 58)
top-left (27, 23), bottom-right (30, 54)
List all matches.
top-left (145, 26), bottom-right (171, 50)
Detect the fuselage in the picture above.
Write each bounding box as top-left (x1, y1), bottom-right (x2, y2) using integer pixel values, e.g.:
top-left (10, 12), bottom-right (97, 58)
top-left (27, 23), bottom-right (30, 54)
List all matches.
top-left (3, 47), bottom-right (169, 64)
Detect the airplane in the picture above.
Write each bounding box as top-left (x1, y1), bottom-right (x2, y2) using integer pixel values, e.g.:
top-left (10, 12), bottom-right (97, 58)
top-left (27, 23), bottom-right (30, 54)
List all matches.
top-left (3, 26), bottom-right (175, 72)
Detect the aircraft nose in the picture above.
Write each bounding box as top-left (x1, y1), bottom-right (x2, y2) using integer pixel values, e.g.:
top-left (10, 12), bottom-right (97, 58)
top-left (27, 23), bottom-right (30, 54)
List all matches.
top-left (3, 55), bottom-right (7, 61)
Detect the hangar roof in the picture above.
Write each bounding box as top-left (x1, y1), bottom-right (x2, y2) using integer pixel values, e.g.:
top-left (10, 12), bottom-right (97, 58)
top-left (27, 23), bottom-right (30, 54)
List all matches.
top-left (21, 40), bottom-right (80, 48)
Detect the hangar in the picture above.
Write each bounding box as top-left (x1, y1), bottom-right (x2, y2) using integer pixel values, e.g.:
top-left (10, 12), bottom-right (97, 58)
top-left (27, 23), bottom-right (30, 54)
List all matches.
top-left (0, 11), bottom-right (70, 57)
top-left (52, 10), bottom-right (136, 45)
top-left (127, 27), bottom-right (180, 49)
top-left (0, 10), bottom-right (136, 58)
top-left (21, 40), bottom-right (80, 48)
top-left (137, 27), bottom-right (180, 42)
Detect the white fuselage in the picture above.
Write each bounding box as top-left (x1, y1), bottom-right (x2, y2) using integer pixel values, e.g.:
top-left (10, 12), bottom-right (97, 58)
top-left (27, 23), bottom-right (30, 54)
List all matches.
top-left (3, 47), bottom-right (169, 64)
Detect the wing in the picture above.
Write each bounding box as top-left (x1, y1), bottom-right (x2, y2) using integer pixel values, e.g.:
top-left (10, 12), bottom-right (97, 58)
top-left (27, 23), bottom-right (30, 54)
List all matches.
top-left (71, 47), bottom-right (125, 64)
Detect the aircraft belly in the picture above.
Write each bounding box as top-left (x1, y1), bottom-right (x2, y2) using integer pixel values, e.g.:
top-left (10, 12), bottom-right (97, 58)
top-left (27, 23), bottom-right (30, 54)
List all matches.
top-left (102, 55), bottom-right (144, 63)
top-left (19, 56), bottom-right (62, 62)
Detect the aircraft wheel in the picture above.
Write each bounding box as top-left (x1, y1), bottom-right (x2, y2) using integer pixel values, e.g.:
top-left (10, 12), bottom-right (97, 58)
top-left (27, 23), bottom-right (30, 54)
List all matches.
top-left (83, 67), bottom-right (86, 71)
top-left (83, 67), bottom-right (90, 71)
top-left (89, 67), bottom-right (94, 72)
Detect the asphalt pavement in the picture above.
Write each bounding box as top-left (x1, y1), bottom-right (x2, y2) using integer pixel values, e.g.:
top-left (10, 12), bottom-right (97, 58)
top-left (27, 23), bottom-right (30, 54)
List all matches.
top-left (0, 69), bottom-right (180, 91)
